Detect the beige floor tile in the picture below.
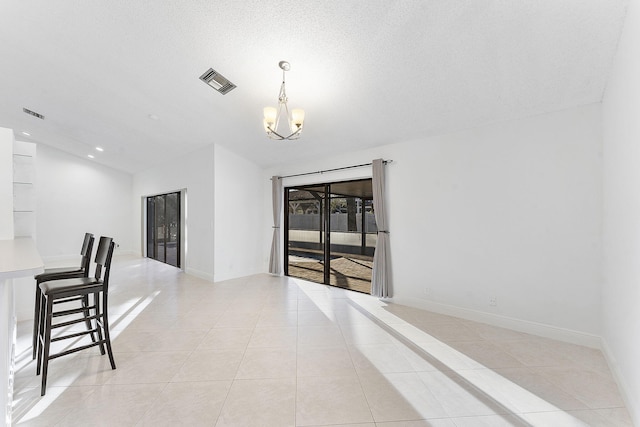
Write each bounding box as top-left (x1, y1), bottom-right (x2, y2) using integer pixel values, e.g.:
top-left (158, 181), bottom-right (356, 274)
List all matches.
top-left (296, 375), bottom-right (374, 426)
top-left (214, 310), bottom-right (260, 328)
top-left (298, 325), bottom-right (347, 347)
top-left (494, 367), bottom-right (589, 411)
top-left (393, 342), bottom-right (446, 373)
top-left (112, 328), bottom-right (206, 352)
top-left (571, 407), bottom-right (635, 427)
top-left (460, 321), bottom-right (534, 342)
top-left (256, 309), bottom-right (298, 327)
top-left (172, 349), bottom-right (244, 381)
top-left (56, 383), bottom-right (165, 426)
top-left (496, 338), bottom-right (577, 368)
top-left (376, 421), bottom-right (456, 427)
top-left (105, 351), bottom-right (190, 384)
top-left (334, 306), bottom-right (378, 326)
top-left (235, 347), bottom-right (297, 379)
top-left (224, 298), bottom-right (266, 314)
top-left (341, 322), bottom-right (396, 345)
top-left (457, 368), bottom-right (568, 413)
top-left (358, 371), bottom-right (449, 421)
top-left (196, 327), bottom-right (253, 350)
top-left (13, 385), bottom-right (96, 426)
top-left (450, 414), bottom-right (531, 426)
top-left (446, 341), bottom-right (525, 369)
top-left (110, 310), bottom-right (179, 331)
top-left (169, 311), bottom-right (224, 330)
top-left (216, 378), bottom-right (296, 427)
top-left (297, 309), bottom-right (338, 327)
top-left (15, 354), bottom-right (114, 391)
top-left (414, 322), bottom-right (484, 342)
top-left (247, 326), bottom-right (297, 348)
top-left (12, 258), bottom-right (631, 427)
top-left (297, 346), bottom-right (358, 378)
top-left (535, 366), bottom-right (626, 409)
top-left (521, 410), bottom-right (594, 426)
top-left (318, 424), bottom-right (376, 427)
top-left (349, 343), bottom-right (415, 374)
top-left (137, 380), bottom-right (231, 427)
top-left (418, 371), bottom-right (510, 417)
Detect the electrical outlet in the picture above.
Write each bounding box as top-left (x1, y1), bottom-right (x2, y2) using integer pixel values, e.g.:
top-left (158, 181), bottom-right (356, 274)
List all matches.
top-left (489, 296), bottom-right (497, 306)
top-left (423, 287), bottom-right (431, 296)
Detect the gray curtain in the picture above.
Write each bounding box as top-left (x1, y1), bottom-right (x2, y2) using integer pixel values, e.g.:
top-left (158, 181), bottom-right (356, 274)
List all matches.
top-left (371, 159), bottom-right (391, 298)
top-left (268, 176), bottom-right (282, 274)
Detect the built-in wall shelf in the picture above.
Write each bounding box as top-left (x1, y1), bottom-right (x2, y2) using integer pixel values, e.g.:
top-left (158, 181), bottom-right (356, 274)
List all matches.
top-left (13, 142), bottom-right (36, 238)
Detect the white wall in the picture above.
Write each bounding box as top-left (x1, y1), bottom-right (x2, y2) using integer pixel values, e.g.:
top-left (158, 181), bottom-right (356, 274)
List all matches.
top-left (602, 0), bottom-right (640, 421)
top-left (133, 144), bottom-right (215, 280)
top-left (267, 104), bottom-right (603, 345)
top-left (35, 144), bottom-right (133, 259)
top-left (132, 143), bottom-right (264, 282)
top-left (12, 144), bottom-right (133, 321)
top-left (0, 127), bottom-right (15, 239)
top-left (213, 144), bottom-right (264, 281)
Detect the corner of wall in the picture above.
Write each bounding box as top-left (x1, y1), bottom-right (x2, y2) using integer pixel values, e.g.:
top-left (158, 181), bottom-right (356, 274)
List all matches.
top-left (601, 337), bottom-right (639, 424)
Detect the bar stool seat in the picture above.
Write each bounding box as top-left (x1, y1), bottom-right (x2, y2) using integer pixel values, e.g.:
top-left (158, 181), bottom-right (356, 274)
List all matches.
top-left (32, 233), bottom-right (94, 359)
top-left (40, 277), bottom-right (103, 295)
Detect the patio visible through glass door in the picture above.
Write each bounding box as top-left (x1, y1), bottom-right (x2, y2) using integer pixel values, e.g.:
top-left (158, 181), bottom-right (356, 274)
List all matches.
top-left (285, 179), bottom-right (376, 293)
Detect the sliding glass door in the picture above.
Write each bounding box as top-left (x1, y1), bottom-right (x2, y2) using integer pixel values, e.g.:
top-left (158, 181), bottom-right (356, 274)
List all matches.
top-left (285, 179), bottom-right (376, 293)
top-left (146, 192), bottom-right (181, 267)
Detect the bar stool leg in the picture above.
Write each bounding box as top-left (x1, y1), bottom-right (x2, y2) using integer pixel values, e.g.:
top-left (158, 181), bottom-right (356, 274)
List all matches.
top-left (40, 297), bottom-right (54, 396)
top-left (94, 292), bottom-right (106, 355)
top-left (102, 294), bottom-right (116, 369)
top-left (32, 281), bottom-right (41, 359)
top-left (36, 293), bottom-right (46, 376)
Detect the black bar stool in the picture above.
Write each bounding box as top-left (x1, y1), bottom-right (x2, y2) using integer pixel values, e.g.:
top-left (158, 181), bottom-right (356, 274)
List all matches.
top-left (32, 233), bottom-right (94, 359)
top-left (36, 236), bottom-right (117, 396)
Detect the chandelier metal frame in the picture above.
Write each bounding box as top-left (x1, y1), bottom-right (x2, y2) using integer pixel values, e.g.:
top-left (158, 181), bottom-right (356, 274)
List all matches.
top-left (263, 61), bottom-right (304, 140)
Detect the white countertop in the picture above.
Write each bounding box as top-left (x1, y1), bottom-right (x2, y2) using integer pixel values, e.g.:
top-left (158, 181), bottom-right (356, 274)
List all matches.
top-left (0, 237), bottom-right (43, 280)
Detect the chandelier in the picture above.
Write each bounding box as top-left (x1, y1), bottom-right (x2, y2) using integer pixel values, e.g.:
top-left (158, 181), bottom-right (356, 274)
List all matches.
top-left (263, 61), bottom-right (305, 140)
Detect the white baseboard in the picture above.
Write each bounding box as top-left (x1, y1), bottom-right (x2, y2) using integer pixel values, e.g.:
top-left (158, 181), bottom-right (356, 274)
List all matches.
top-left (390, 297), bottom-right (602, 348)
top-left (185, 267), bottom-right (214, 282)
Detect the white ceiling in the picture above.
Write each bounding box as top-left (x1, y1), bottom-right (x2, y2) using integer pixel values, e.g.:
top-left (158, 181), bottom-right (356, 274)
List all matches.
top-left (0, 1), bottom-right (628, 174)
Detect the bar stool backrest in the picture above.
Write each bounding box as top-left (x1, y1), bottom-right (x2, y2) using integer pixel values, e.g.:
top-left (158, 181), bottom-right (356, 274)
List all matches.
top-left (93, 236), bottom-right (115, 286)
top-left (80, 233), bottom-right (95, 277)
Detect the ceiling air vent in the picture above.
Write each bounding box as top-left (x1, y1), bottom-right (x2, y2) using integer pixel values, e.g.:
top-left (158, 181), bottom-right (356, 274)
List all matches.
top-left (199, 68), bottom-right (236, 95)
top-left (23, 107), bottom-right (45, 120)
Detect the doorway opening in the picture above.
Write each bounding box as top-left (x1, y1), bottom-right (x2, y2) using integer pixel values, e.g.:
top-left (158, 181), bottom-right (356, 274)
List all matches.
top-left (285, 179), bottom-right (376, 293)
top-left (146, 191), bottom-right (181, 268)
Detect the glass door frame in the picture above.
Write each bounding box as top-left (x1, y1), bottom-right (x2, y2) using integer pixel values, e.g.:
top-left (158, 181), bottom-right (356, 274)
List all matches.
top-left (144, 190), bottom-right (184, 268)
top-left (284, 179), bottom-right (375, 292)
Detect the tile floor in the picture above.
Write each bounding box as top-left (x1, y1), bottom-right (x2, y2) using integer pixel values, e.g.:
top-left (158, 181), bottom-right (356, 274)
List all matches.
top-left (12, 256), bottom-right (633, 426)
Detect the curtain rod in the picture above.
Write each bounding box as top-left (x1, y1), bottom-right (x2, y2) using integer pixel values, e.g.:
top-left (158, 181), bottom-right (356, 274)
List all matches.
top-left (273, 159), bottom-right (392, 180)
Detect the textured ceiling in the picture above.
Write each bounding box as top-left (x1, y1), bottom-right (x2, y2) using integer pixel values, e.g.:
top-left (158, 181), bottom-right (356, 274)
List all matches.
top-left (0, 1), bottom-right (629, 174)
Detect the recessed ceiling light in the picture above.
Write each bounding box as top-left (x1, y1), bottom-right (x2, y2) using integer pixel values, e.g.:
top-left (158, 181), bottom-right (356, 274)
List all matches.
top-left (21, 131), bottom-right (31, 136)
top-left (95, 146), bottom-right (104, 152)
top-left (87, 154), bottom-right (95, 159)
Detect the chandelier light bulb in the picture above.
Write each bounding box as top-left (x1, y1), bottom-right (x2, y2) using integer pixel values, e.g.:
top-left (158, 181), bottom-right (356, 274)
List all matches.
top-left (290, 108), bottom-right (305, 133)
